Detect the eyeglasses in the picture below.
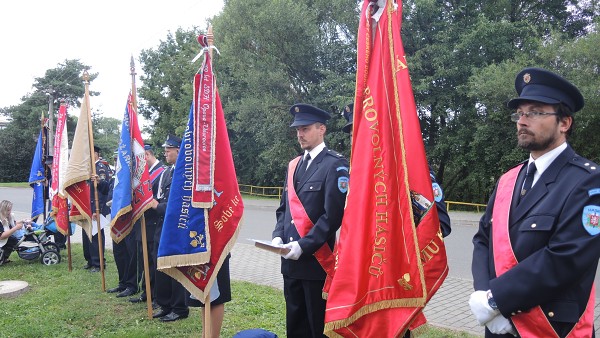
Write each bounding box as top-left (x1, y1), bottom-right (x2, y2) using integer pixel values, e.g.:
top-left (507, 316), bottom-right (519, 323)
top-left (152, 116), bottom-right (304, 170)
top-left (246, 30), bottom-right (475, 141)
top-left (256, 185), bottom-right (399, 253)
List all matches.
top-left (510, 110), bottom-right (558, 122)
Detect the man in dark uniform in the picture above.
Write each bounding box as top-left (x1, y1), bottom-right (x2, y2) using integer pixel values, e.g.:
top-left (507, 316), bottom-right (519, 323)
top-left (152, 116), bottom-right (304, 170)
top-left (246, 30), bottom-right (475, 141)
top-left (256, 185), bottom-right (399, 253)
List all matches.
top-left (341, 103), bottom-right (451, 237)
top-left (84, 145), bottom-right (110, 272)
top-left (272, 103), bottom-right (349, 338)
top-left (149, 135), bottom-right (189, 322)
top-left (129, 144), bottom-right (165, 304)
top-left (470, 68), bottom-right (600, 337)
top-left (107, 151), bottom-right (138, 298)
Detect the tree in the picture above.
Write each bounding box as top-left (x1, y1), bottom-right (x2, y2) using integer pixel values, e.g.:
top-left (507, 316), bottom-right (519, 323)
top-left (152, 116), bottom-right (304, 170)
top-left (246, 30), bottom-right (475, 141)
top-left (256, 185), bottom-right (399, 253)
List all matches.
top-left (0, 60), bottom-right (97, 182)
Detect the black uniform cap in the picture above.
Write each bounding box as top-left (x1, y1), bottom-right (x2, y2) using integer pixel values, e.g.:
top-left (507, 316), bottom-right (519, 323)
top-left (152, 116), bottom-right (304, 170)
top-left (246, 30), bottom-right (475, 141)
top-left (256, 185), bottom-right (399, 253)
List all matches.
top-left (162, 134), bottom-right (182, 148)
top-left (341, 103), bottom-right (354, 134)
top-left (507, 67), bottom-right (584, 113)
top-left (289, 103), bottom-right (331, 127)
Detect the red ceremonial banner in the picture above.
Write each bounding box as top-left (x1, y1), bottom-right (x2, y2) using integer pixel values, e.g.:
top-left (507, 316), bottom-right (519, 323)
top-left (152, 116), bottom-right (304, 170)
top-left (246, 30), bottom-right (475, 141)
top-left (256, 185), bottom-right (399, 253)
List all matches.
top-left (324, 1), bottom-right (448, 336)
top-left (51, 103), bottom-right (70, 235)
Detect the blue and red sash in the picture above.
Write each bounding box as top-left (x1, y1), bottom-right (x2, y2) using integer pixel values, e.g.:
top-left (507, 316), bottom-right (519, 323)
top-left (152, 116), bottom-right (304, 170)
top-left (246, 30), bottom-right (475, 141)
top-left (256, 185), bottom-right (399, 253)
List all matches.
top-left (492, 165), bottom-right (594, 338)
top-left (149, 166), bottom-right (165, 184)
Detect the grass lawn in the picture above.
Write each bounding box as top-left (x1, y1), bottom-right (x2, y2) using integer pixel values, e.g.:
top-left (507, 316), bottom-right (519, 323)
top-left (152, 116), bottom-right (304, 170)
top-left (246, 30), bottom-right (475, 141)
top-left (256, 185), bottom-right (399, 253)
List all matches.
top-left (0, 246), bottom-right (478, 338)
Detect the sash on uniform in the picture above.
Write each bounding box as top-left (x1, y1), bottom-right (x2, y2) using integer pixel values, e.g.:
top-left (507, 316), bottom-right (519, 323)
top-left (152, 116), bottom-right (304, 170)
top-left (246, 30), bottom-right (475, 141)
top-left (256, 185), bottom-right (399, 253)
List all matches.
top-left (286, 156), bottom-right (336, 295)
top-left (492, 165), bottom-right (594, 338)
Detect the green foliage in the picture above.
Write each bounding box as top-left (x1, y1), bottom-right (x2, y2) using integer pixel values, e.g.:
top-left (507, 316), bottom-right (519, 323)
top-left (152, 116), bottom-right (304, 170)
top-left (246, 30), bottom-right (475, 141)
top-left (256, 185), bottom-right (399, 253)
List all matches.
top-left (0, 60), bottom-right (95, 183)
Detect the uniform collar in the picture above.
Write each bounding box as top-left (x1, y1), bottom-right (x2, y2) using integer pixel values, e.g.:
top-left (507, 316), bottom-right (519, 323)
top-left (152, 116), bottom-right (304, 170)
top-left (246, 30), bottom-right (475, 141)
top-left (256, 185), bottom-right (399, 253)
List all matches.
top-left (304, 142), bottom-right (326, 160)
top-left (528, 142), bottom-right (567, 185)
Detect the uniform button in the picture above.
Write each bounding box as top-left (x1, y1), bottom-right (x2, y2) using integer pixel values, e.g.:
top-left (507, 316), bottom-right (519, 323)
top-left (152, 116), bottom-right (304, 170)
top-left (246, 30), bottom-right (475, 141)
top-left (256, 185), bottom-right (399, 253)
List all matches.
top-left (585, 162), bottom-right (590, 166)
top-left (548, 311), bottom-right (554, 317)
top-left (592, 167), bottom-right (597, 170)
top-left (517, 310), bottom-right (522, 313)
top-left (531, 223), bottom-right (537, 228)
top-left (309, 186), bottom-right (314, 190)
top-left (289, 237), bottom-right (294, 241)
top-left (291, 220), bottom-right (294, 224)
top-left (511, 312), bottom-right (516, 316)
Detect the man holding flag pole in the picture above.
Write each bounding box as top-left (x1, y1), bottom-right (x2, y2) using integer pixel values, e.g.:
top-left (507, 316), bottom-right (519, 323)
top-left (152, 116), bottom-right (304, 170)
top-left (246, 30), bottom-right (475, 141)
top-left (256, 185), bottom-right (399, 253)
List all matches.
top-left (324, 0), bottom-right (449, 336)
top-left (155, 28), bottom-right (243, 337)
top-left (108, 57), bottom-right (155, 317)
top-left (64, 70), bottom-right (108, 290)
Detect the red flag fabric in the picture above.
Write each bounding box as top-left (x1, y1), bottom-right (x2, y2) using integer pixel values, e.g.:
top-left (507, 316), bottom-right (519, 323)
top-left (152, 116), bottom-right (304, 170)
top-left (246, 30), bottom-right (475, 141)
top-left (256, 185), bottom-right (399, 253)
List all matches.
top-left (50, 102), bottom-right (70, 235)
top-left (324, 1), bottom-right (448, 336)
top-left (109, 93), bottom-right (153, 243)
top-left (64, 87), bottom-right (93, 238)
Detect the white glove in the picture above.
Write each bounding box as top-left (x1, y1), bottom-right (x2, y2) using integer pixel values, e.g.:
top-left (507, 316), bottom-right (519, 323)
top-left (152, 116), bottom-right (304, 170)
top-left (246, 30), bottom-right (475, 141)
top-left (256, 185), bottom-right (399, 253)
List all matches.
top-left (271, 237), bottom-right (283, 246)
top-left (469, 290), bottom-right (498, 325)
top-left (283, 241), bottom-right (303, 260)
top-left (486, 314), bottom-right (517, 336)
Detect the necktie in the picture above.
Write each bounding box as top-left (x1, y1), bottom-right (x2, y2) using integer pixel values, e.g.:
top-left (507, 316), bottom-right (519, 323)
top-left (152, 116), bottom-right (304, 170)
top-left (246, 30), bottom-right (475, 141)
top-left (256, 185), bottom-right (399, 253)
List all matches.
top-left (521, 162), bottom-right (536, 198)
top-left (295, 153), bottom-right (311, 187)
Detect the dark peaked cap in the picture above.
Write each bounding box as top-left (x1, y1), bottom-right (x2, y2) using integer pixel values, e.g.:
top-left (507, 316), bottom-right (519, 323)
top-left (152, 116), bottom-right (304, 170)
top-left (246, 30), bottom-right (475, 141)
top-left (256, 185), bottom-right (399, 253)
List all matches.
top-left (507, 67), bottom-right (584, 113)
top-left (341, 103), bottom-right (354, 134)
top-left (162, 134), bottom-right (182, 148)
top-left (289, 103), bottom-right (331, 127)
top-left (93, 145), bottom-right (101, 153)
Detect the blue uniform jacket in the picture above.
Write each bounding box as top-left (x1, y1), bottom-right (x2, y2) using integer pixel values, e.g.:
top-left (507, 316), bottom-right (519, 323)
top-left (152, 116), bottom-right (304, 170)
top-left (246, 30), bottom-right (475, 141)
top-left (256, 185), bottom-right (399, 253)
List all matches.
top-left (472, 145), bottom-right (600, 337)
top-left (273, 148), bottom-right (349, 280)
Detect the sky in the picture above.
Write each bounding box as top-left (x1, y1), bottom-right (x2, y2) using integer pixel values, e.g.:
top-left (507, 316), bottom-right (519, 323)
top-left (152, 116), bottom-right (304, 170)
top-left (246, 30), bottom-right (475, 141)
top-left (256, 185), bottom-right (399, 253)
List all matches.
top-left (0, 1), bottom-right (225, 122)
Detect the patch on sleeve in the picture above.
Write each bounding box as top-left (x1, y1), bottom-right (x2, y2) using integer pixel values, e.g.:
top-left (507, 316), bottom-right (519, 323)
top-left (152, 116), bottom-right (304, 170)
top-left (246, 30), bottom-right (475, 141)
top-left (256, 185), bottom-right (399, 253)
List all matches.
top-left (582, 205), bottom-right (600, 235)
top-left (432, 182), bottom-right (443, 203)
top-left (588, 189), bottom-right (600, 197)
top-left (336, 166), bottom-right (349, 172)
top-left (338, 176), bottom-right (349, 193)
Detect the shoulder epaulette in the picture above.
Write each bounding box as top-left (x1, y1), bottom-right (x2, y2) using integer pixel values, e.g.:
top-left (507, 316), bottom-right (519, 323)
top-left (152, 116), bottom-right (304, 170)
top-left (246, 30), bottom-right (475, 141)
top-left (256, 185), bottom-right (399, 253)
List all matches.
top-left (571, 156), bottom-right (599, 173)
top-left (326, 149), bottom-right (344, 158)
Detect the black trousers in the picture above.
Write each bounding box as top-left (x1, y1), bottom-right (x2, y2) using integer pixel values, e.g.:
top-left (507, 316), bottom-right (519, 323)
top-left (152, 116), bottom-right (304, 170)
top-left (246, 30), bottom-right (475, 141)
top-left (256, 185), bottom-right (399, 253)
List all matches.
top-left (83, 229), bottom-right (105, 268)
top-left (1, 236), bottom-right (19, 261)
top-left (152, 228), bottom-right (188, 315)
top-left (135, 239), bottom-right (156, 298)
top-left (283, 277), bottom-right (327, 338)
top-left (113, 235), bottom-right (138, 290)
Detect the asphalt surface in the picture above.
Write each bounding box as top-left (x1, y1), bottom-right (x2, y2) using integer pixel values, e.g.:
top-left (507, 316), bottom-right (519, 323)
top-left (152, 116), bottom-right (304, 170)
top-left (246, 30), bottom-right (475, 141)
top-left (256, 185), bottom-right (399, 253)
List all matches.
top-left (2, 187), bottom-right (599, 336)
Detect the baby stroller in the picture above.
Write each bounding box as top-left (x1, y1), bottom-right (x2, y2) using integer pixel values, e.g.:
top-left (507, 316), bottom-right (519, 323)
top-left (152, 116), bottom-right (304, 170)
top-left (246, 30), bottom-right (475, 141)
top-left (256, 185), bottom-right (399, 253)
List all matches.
top-left (14, 219), bottom-right (62, 266)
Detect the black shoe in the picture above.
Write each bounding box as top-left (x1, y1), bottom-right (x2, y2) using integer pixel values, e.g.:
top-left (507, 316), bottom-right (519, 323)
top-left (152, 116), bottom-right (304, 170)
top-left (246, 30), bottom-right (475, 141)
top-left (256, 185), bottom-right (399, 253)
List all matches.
top-left (152, 301), bottom-right (159, 310)
top-left (89, 266), bottom-right (100, 272)
top-left (107, 286), bottom-right (126, 293)
top-left (152, 309), bottom-right (169, 318)
top-left (116, 288), bottom-right (137, 298)
top-left (129, 295), bottom-right (146, 303)
top-left (160, 312), bottom-right (188, 322)
top-left (83, 263), bottom-right (92, 269)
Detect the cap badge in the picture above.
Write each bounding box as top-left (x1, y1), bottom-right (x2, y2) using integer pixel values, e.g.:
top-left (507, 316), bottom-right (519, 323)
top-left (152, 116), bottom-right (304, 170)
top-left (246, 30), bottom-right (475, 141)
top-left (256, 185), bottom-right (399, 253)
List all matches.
top-left (295, 107), bottom-right (300, 113)
top-left (523, 73), bottom-right (531, 84)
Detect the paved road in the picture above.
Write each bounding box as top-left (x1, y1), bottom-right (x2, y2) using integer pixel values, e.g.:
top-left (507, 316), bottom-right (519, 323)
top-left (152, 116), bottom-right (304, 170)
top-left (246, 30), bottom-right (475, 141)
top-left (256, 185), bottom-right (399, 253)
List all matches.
top-left (3, 187), bottom-right (600, 336)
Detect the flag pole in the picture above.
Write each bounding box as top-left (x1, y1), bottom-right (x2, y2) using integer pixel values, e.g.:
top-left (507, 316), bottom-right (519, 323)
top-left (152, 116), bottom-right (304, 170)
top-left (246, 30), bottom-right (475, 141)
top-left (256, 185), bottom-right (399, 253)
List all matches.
top-left (130, 56), bottom-right (154, 320)
top-left (202, 23), bottom-right (214, 338)
top-left (83, 70), bottom-right (106, 291)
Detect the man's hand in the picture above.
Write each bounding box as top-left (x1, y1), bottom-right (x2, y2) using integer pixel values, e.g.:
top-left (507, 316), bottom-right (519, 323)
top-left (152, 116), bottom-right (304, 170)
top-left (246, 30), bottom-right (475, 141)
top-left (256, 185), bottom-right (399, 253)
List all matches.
top-left (150, 199), bottom-right (159, 209)
top-left (469, 290), bottom-right (498, 325)
top-left (283, 241), bottom-right (302, 260)
top-left (271, 237), bottom-right (283, 246)
top-left (485, 314), bottom-right (517, 336)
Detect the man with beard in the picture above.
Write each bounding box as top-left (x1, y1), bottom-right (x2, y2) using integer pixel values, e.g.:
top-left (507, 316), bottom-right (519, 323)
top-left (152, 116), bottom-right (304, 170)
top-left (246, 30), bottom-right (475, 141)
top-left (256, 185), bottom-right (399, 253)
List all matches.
top-left (469, 68), bottom-right (600, 337)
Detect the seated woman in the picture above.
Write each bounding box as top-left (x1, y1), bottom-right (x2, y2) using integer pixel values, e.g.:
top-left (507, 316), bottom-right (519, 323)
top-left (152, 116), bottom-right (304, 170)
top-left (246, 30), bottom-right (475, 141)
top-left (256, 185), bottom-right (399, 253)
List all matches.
top-left (0, 200), bottom-right (29, 265)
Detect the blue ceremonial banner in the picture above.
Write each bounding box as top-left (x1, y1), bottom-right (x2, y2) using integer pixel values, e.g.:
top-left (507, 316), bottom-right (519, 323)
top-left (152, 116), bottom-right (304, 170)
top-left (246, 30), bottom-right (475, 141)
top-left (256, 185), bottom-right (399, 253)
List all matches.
top-left (29, 129), bottom-right (46, 220)
top-left (157, 104), bottom-right (210, 266)
top-left (110, 100), bottom-right (134, 240)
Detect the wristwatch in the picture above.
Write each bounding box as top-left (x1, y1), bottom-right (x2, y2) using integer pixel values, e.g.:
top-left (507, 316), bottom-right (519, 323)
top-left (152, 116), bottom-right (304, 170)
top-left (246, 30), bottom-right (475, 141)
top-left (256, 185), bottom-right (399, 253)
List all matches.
top-left (487, 290), bottom-right (498, 310)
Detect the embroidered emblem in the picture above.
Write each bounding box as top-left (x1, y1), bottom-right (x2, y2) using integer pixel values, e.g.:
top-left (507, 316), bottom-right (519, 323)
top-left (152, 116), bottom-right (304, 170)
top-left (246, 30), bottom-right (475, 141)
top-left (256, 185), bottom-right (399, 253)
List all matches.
top-left (582, 205), bottom-right (600, 235)
top-left (523, 73), bottom-right (531, 84)
top-left (432, 182), bottom-right (443, 203)
top-left (588, 189), bottom-right (600, 197)
top-left (336, 166), bottom-right (349, 172)
top-left (398, 273), bottom-right (413, 291)
top-left (189, 231), bottom-right (206, 247)
top-left (338, 177), bottom-right (349, 193)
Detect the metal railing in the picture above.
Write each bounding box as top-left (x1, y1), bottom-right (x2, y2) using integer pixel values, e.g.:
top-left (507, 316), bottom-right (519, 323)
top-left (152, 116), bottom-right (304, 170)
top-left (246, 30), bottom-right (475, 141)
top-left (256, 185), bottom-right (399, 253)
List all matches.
top-left (239, 183), bottom-right (487, 212)
top-left (445, 201), bottom-right (486, 213)
top-left (239, 184), bottom-right (283, 198)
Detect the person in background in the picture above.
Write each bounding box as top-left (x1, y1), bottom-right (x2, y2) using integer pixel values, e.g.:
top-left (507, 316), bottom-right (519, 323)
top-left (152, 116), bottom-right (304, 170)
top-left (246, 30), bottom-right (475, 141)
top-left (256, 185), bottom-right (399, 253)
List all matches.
top-left (272, 103), bottom-right (349, 338)
top-left (84, 145), bottom-right (110, 273)
top-left (130, 144), bottom-right (165, 306)
top-left (149, 135), bottom-right (190, 322)
top-left (0, 200), bottom-right (27, 264)
top-left (470, 67), bottom-right (600, 337)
